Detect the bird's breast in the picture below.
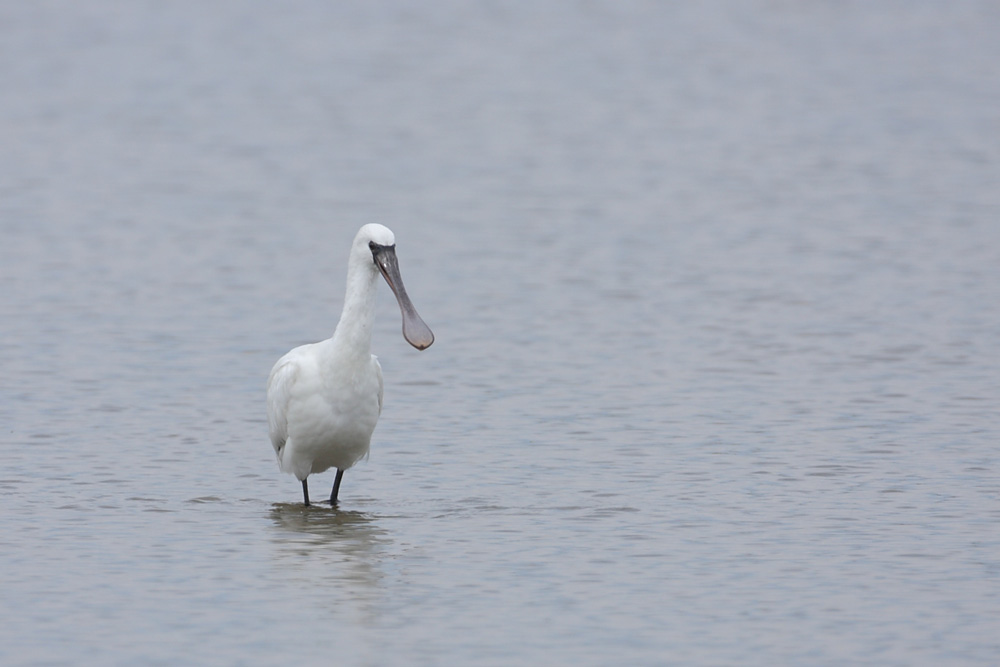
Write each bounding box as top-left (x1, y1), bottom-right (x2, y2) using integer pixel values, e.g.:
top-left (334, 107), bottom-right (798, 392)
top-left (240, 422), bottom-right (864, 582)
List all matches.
top-left (288, 360), bottom-right (381, 442)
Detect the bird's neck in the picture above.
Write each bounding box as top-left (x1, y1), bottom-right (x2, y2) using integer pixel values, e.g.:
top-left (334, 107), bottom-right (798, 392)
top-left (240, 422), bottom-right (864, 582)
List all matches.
top-left (330, 255), bottom-right (379, 358)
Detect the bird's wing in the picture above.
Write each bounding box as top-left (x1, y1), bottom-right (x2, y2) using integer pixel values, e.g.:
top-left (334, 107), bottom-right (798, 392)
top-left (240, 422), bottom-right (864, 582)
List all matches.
top-left (266, 355), bottom-right (301, 455)
top-left (373, 354), bottom-right (384, 416)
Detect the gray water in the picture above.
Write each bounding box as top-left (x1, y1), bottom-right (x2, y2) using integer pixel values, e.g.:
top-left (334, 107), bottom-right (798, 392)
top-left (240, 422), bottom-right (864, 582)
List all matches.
top-left (2, 2), bottom-right (999, 665)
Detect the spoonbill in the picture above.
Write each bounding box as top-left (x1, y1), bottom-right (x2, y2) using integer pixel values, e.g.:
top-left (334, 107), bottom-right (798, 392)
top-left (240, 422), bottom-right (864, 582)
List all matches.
top-left (266, 224), bottom-right (434, 506)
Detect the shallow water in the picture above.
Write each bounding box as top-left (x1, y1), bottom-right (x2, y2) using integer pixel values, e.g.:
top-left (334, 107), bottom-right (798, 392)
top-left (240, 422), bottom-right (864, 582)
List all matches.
top-left (2, 2), bottom-right (999, 664)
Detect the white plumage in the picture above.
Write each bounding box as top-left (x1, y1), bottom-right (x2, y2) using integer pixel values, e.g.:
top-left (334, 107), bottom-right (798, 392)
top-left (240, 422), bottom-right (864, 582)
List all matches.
top-left (266, 224), bottom-right (433, 506)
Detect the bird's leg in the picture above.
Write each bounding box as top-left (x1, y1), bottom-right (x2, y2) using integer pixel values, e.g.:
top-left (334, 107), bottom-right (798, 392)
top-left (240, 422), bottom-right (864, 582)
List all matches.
top-left (330, 469), bottom-right (344, 505)
top-left (302, 478), bottom-right (310, 506)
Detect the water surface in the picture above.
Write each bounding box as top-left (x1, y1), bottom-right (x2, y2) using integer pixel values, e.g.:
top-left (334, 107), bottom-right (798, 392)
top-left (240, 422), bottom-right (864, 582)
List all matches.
top-left (2, 2), bottom-right (999, 665)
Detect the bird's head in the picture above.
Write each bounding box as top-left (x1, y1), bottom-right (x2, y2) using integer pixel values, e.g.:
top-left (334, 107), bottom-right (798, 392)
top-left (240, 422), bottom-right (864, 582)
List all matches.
top-left (355, 224), bottom-right (434, 351)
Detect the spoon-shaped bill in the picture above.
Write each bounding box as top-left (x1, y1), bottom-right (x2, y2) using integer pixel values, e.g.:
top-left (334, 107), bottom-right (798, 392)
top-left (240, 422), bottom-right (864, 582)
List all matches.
top-left (373, 245), bottom-right (434, 350)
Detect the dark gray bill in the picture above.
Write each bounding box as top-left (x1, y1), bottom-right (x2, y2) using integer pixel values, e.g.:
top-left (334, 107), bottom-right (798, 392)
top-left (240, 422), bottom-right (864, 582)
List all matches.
top-left (373, 245), bottom-right (434, 350)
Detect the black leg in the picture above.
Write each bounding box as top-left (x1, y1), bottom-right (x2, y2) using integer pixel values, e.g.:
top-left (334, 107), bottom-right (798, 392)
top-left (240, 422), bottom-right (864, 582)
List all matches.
top-left (302, 478), bottom-right (310, 506)
top-left (330, 468), bottom-right (344, 505)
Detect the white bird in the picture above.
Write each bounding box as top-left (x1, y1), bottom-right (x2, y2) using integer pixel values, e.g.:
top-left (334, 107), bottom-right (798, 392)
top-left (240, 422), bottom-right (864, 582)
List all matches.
top-left (266, 224), bottom-right (433, 506)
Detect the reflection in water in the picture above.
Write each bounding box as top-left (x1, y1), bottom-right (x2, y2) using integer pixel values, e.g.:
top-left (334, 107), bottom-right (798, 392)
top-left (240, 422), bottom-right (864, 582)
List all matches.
top-left (270, 503), bottom-right (384, 542)
top-left (268, 504), bottom-right (389, 623)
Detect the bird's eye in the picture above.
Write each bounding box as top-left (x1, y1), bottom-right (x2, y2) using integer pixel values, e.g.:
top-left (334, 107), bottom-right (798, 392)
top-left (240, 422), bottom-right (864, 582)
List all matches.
top-left (368, 241), bottom-right (377, 251)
